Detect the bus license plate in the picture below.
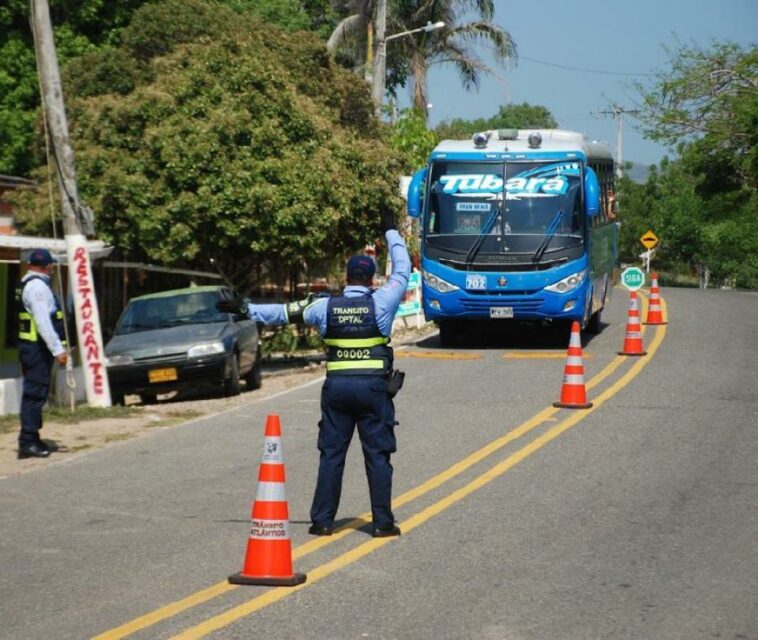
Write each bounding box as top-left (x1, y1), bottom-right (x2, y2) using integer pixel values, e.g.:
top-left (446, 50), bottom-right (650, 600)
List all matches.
top-left (490, 307), bottom-right (513, 319)
top-left (148, 367), bottom-right (177, 383)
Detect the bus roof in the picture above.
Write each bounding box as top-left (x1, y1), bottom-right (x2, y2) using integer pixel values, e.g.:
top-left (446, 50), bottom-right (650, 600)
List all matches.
top-left (431, 128), bottom-right (613, 163)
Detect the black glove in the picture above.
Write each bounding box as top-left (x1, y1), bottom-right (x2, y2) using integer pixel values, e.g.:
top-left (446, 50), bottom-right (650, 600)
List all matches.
top-left (285, 292), bottom-right (318, 322)
top-left (216, 297), bottom-right (247, 315)
top-left (380, 205), bottom-right (397, 233)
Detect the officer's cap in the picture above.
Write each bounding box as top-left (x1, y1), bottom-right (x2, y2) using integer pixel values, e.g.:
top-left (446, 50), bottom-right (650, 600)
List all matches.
top-left (28, 248), bottom-right (56, 266)
top-left (346, 255), bottom-right (376, 280)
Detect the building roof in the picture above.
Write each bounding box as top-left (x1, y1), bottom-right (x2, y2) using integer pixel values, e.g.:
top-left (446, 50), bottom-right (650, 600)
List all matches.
top-left (0, 175), bottom-right (35, 190)
top-left (0, 234), bottom-right (111, 262)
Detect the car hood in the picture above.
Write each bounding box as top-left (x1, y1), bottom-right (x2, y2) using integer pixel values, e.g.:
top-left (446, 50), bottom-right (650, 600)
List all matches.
top-left (106, 322), bottom-right (229, 357)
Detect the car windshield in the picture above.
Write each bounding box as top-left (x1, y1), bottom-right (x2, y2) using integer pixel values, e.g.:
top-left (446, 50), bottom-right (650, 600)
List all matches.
top-left (115, 290), bottom-right (227, 334)
top-left (425, 160), bottom-right (585, 258)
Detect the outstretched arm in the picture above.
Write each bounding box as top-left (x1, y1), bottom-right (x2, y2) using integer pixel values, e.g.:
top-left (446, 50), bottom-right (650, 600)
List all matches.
top-left (216, 293), bottom-right (322, 326)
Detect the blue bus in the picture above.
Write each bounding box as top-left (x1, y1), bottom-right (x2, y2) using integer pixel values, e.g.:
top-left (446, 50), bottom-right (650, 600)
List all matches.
top-left (405, 128), bottom-right (618, 345)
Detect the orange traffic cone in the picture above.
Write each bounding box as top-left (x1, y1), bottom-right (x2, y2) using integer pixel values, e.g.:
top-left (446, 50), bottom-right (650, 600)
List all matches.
top-left (553, 321), bottom-right (593, 409)
top-left (228, 414), bottom-right (306, 587)
top-left (618, 291), bottom-right (647, 356)
top-left (644, 273), bottom-right (667, 325)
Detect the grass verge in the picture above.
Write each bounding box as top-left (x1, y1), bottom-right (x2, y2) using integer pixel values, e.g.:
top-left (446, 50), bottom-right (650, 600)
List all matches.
top-left (0, 405), bottom-right (142, 435)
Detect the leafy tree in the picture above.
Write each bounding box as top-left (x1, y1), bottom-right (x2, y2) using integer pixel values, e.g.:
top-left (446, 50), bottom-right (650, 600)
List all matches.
top-left (12, 0), bottom-right (405, 294)
top-left (389, 108), bottom-right (438, 170)
top-left (618, 150), bottom-right (758, 288)
top-left (637, 40), bottom-right (757, 190)
top-left (629, 40), bottom-right (758, 288)
top-left (435, 102), bottom-right (558, 139)
top-left (0, 0), bottom-right (336, 176)
top-left (0, 0), bottom-right (151, 175)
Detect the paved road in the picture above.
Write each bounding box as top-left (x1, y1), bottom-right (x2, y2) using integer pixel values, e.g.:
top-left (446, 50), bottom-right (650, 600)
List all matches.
top-left (1, 287), bottom-right (756, 640)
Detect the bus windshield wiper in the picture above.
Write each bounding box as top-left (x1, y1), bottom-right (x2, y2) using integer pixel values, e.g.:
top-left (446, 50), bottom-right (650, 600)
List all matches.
top-left (464, 208), bottom-right (500, 269)
top-left (533, 210), bottom-right (564, 263)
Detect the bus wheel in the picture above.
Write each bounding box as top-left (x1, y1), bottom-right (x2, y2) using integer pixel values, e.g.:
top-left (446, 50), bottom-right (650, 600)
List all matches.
top-left (586, 307), bottom-right (603, 334)
top-left (438, 320), bottom-right (460, 347)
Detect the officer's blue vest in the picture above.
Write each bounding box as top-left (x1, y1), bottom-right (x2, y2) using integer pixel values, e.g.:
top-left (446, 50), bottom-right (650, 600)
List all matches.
top-left (324, 293), bottom-right (392, 376)
top-left (15, 275), bottom-right (67, 345)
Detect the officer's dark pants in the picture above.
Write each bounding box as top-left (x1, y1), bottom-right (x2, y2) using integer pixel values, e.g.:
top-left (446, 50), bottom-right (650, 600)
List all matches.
top-left (310, 374), bottom-right (396, 530)
top-left (18, 342), bottom-right (54, 447)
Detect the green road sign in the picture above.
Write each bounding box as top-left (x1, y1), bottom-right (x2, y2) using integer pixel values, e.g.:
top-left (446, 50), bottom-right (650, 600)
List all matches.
top-left (621, 266), bottom-right (645, 291)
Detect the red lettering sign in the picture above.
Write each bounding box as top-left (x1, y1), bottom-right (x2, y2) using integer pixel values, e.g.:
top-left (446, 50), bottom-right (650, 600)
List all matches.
top-left (73, 246), bottom-right (106, 398)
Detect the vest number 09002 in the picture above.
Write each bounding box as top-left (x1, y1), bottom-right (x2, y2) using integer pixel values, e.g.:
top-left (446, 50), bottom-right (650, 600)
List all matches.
top-left (336, 348), bottom-right (371, 360)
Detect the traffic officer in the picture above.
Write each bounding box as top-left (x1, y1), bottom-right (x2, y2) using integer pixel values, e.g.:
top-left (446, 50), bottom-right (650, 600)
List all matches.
top-left (217, 209), bottom-right (409, 537)
top-left (16, 248), bottom-right (68, 459)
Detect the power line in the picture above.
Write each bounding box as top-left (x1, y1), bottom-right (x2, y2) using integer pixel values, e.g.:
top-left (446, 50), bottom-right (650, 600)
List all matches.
top-left (480, 44), bottom-right (655, 77)
top-left (520, 55), bottom-right (656, 77)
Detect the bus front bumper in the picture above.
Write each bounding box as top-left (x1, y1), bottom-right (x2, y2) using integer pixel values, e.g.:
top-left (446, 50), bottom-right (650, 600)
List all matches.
top-left (422, 285), bottom-right (588, 323)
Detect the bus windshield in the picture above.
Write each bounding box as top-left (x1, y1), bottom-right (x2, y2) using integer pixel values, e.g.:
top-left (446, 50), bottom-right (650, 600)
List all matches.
top-left (426, 160), bottom-right (585, 265)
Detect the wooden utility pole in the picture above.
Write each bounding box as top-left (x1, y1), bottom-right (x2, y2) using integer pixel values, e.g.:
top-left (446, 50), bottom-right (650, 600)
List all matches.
top-left (30, 0), bottom-right (111, 407)
top-left (371, 0), bottom-right (387, 116)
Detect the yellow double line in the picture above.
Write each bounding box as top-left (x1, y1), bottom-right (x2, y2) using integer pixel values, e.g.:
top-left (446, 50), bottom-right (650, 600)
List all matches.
top-left (96, 299), bottom-right (665, 640)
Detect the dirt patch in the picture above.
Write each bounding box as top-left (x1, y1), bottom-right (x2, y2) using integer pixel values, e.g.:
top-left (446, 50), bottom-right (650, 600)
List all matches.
top-left (0, 324), bottom-right (435, 479)
top-left (0, 364), bottom-right (326, 479)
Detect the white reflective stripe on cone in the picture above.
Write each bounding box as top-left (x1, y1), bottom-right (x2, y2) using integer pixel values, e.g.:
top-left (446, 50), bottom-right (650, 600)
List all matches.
top-left (256, 481), bottom-right (287, 502)
top-left (563, 374), bottom-right (586, 385)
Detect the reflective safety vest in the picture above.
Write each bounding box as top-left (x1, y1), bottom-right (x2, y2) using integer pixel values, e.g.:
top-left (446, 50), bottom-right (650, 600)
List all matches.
top-left (16, 275), bottom-right (67, 346)
top-left (324, 293), bottom-right (392, 376)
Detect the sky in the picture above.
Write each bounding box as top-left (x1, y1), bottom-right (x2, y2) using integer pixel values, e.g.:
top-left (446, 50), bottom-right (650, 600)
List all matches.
top-left (401, 0), bottom-right (757, 167)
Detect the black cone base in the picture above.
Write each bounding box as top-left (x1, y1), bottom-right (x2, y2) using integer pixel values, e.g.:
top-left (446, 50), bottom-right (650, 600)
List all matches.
top-left (553, 401), bottom-right (593, 409)
top-left (228, 572), bottom-right (307, 587)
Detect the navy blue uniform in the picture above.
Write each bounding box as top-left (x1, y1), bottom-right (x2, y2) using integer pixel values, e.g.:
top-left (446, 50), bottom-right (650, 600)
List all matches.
top-left (241, 229), bottom-right (411, 531)
top-left (16, 274), bottom-right (67, 448)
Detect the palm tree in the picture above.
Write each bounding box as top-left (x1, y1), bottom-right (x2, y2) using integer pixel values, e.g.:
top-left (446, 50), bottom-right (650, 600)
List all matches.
top-left (326, 0), bottom-right (376, 76)
top-left (390, 0), bottom-right (516, 117)
top-left (327, 0), bottom-right (517, 119)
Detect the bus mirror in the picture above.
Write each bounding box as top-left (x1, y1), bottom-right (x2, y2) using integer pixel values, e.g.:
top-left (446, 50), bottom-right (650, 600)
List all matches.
top-left (407, 168), bottom-right (427, 218)
top-left (584, 166), bottom-right (600, 217)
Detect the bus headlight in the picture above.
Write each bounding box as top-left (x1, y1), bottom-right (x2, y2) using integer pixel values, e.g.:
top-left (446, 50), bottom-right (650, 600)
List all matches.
top-left (423, 271), bottom-right (460, 293)
top-left (545, 270), bottom-right (587, 294)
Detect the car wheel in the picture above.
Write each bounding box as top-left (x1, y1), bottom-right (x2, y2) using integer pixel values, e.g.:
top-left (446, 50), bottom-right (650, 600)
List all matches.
top-left (224, 353), bottom-right (241, 397)
top-left (139, 392), bottom-right (157, 405)
top-left (244, 346), bottom-right (263, 391)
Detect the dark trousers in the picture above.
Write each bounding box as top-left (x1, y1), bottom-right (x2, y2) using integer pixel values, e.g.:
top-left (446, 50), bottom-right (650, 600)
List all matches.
top-left (18, 342), bottom-right (54, 447)
top-left (310, 375), bottom-right (397, 530)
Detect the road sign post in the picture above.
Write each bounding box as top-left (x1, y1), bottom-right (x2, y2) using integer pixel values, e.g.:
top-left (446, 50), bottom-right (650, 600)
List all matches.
top-left (640, 230), bottom-right (659, 274)
top-left (621, 266), bottom-right (645, 291)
